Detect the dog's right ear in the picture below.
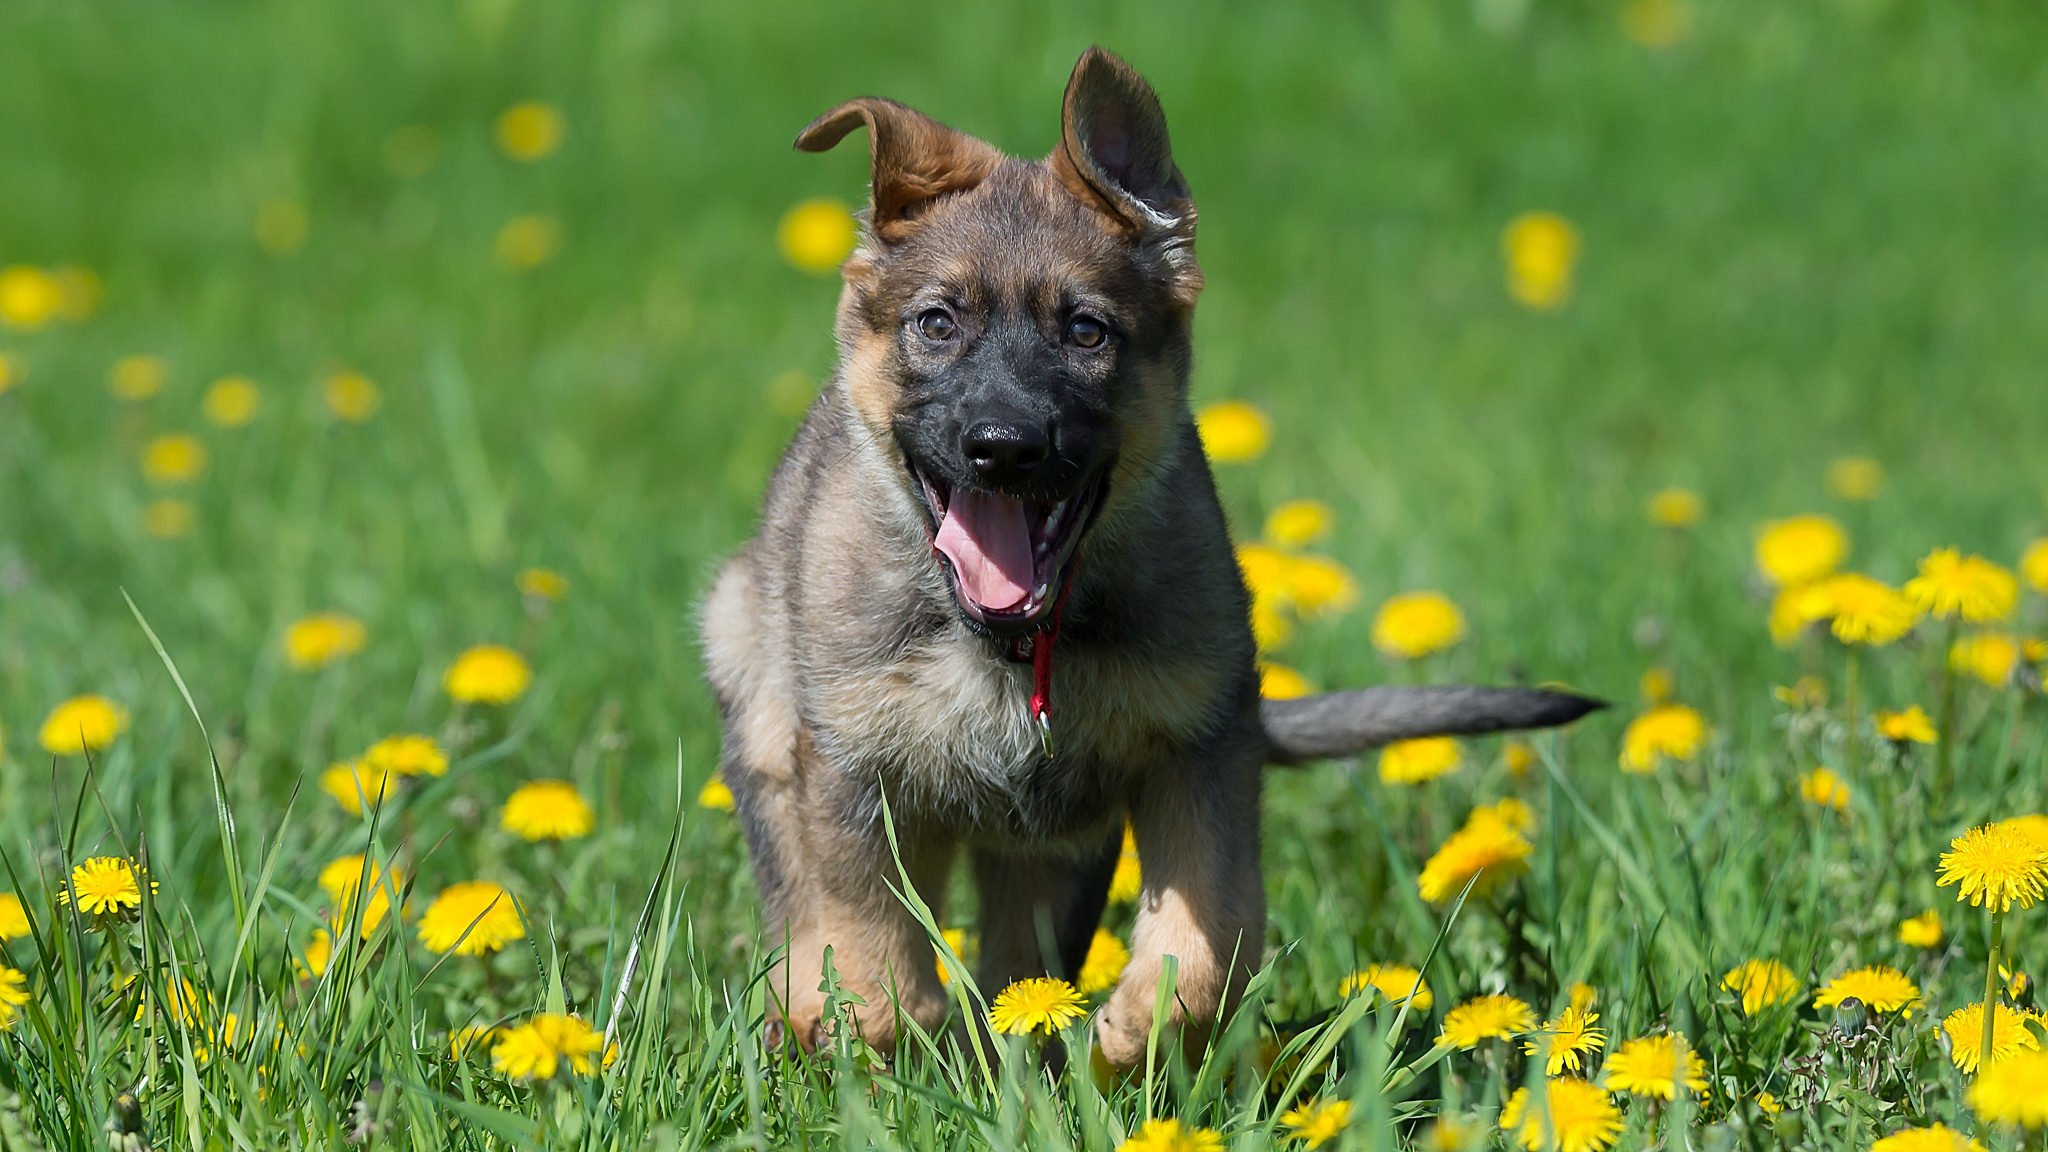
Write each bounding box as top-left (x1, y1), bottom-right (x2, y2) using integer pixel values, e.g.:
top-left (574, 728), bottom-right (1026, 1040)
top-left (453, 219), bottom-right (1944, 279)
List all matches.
top-left (796, 98), bottom-right (1003, 245)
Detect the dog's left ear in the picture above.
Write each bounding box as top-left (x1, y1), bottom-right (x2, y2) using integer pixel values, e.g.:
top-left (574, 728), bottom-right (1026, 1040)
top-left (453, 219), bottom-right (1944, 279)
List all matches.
top-left (1052, 48), bottom-right (1200, 301)
top-left (796, 97), bottom-right (1003, 245)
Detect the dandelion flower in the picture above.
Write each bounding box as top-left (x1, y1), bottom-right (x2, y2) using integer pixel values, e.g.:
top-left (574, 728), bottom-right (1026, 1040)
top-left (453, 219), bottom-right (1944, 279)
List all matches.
top-left (1237, 543), bottom-right (1292, 603)
top-left (1871, 1125), bottom-right (1986, 1152)
top-left (1876, 706), bottom-right (1937, 744)
top-left (1251, 590), bottom-right (1294, 652)
top-left (1906, 549), bottom-right (2018, 623)
top-left (0, 893), bottom-right (29, 939)
top-left (696, 775), bottom-right (735, 811)
top-left (1818, 573), bottom-right (1917, 646)
top-left (1798, 767), bottom-right (1851, 813)
top-left (1438, 994), bottom-right (1535, 1048)
top-left (253, 198), bottom-right (308, 255)
top-left (1371, 591), bottom-right (1467, 659)
top-left (491, 1013), bottom-right (605, 1079)
top-left (2002, 814), bottom-right (2048, 850)
top-left (1638, 666), bottom-right (1673, 705)
top-left (284, 612), bottom-right (366, 669)
top-left (142, 434), bottom-right (207, 485)
top-left (1475, 796), bottom-right (1536, 834)
top-left (142, 499), bottom-right (193, 539)
top-left (1498, 1079), bottom-right (1622, 1152)
top-left (1380, 736), bottom-right (1461, 785)
top-left (988, 976), bottom-right (1087, 1035)
top-left (1602, 1033), bottom-right (1708, 1099)
top-left (1813, 965), bottom-right (1921, 1015)
top-left (776, 198), bottom-right (858, 273)
top-left (450, 1023), bottom-right (495, 1059)
top-left (1618, 703), bottom-right (1706, 773)
top-left (363, 733), bottom-right (447, 778)
top-left (0, 966), bottom-right (28, 1030)
top-left (417, 881), bottom-right (524, 955)
top-left (1942, 1001), bottom-right (2038, 1073)
top-left (1264, 500), bottom-right (1333, 548)
top-left (1075, 928), bottom-right (1129, 995)
top-left (1721, 959), bottom-right (1800, 1016)
top-left (1968, 1049), bottom-right (2048, 1126)
top-left (1339, 963), bottom-right (1433, 1012)
top-left (935, 927), bottom-right (971, 985)
top-left (0, 265), bottom-right (62, 330)
top-left (1501, 211), bottom-right (1579, 312)
top-left (1898, 909), bottom-right (1943, 949)
top-left (444, 644), bottom-right (532, 705)
top-left (59, 857), bottom-right (155, 919)
top-left (1773, 676), bottom-right (1828, 709)
top-left (1756, 515), bottom-right (1848, 587)
top-left (1951, 632), bottom-right (2021, 687)
top-left (1826, 456), bottom-right (1883, 501)
top-left (108, 354), bottom-right (167, 399)
top-left (1621, 0), bottom-right (1689, 49)
top-left (2021, 538), bottom-right (2048, 597)
top-left (494, 213), bottom-right (562, 270)
top-left (297, 929), bottom-right (332, 979)
top-left (1938, 822), bottom-right (2048, 913)
top-left (1278, 1099), bottom-right (1352, 1149)
top-left (1259, 663), bottom-right (1313, 700)
top-left (1195, 400), bottom-right (1270, 464)
top-left (1109, 825), bottom-right (1141, 903)
top-left (1525, 1004), bottom-right (1606, 1075)
top-left (320, 759), bottom-right (396, 815)
top-left (1768, 581), bottom-right (1835, 647)
top-left (318, 855), bottom-right (403, 937)
top-left (1504, 740), bottom-right (1536, 777)
top-left (517, 567), bottom-right (569, 601)
top-left (1418, 808), bottom-right (1532, 903)
top-left (1754, 1093), bottom-right (1783, 1115)
top-left (1646, 488), bottom-right (1703, 528)
top-left (324, 371), bottom-right (380, 422)
top-left (500, 779), bottom-right (595, 842)
top-left (202, 376), bottom-right (261, 427)
top-left (38, 695), bottom-right (128, 755)
top-left (495, 101), bottom-right (565, 162)
top-left (1285, 555), bottom-right (1358, 617)
top-left (1118, 1119), bottom-right (1223, 1152)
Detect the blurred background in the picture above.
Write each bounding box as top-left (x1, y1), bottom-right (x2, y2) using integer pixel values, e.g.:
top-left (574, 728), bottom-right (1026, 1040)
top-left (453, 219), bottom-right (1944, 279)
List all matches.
top-left (3, 0), bottom-right (2047, 840)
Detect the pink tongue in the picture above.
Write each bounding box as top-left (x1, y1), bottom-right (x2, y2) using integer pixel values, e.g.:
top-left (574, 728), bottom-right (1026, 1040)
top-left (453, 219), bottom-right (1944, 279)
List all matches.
top-left (933, 489), bottom-right (1035, 611)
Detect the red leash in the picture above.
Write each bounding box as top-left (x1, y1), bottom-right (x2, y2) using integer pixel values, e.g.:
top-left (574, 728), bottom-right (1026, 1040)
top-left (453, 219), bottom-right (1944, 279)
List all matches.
top-left (1029, 559), bottom-right (1078, 758)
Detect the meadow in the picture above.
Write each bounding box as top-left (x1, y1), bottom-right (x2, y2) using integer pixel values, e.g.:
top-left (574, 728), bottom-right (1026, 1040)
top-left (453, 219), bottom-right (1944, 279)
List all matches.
top-left (4, 0), bottom-right (2048, 1148)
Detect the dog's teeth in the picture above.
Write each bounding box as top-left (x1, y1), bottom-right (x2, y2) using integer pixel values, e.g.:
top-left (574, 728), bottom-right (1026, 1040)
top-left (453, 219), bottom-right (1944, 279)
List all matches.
top-left (1034, 582), bottom-right (1049, 600)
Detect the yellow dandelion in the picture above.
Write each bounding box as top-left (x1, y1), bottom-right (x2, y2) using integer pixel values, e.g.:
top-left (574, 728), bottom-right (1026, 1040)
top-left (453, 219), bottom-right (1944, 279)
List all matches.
top-left (320, 759), bottom-right (396, 816)
top-left (0, 965), bottom-right (29, 1030)
top-left (1109, 825), bottom-right (1142, 903)
top-left (1871, 1126), bottom-right (1987, 1152)
top-left (140, 498), bottom-right (192, 539)
top-left (1259, 662), bottom-right (1313, 700)
top-left (935, 927), bottom-right (971, 985)
top-left (776, 198), bottom-right (858, 273)
top-left (1424, 1116), bottom-right (1481, 1152)
top-left (1264, 499), bottom-right (1333, 548)
top-left (142, 434), bottom-right (207, 486)
top-left (1504, 739), bottom-right (1536, 778)
top-left (383, 125), bottom-right (441, 178)
top-left (1768, 581), bottom-right (1835, 647)
top-left (1237, 542), bottom-right (1293, 602)
top-left (494, 213), bottom-right (562, 270)
top-left (1876, 706), bottom-right (1937, 744)
top-left (1754, 1093), bottom-right (1783, 1115)
top-left (1077, 929), bottom-right (1130, 995)
top-left (1417, 806), bottom-right (1531, 903)
top-left (1646, 488), bottom-right (1703, 528)
top-left (1824, 455), bottom-right (1883, 501)
top-left (1195, 400), bottom-right (1270, 464)
top-left (1285, 554), bottom-right (1358, 617)
top-left (317, 855), bottom-right (403, 937)
top-left (1773, 676), bottom-right (1828, 709)
top-left (363, 733), bottom-right (448, 778)
top-left (0, 893), bottom-right (29, 939)
top-left (1969, 1048), bottom-right (2048, 1126)
top-left (1380, 736), bottom-right (1461, 785)
top-left (417, 881), bottom-right (524, 955)
top-left (108, 354), bottom-right (167, 400)
top-left (297, 929), bottom-right (332, 979)
top-left (1501, 211), bottom-right (1579, 312)
top-left (1756, 515), bottom-right (1849, 587)
top-left (1118, 1118), bottom-right (1223, 1152)
top-left (39, 695), bottom-right (128, 756)
top-left (500, 779), bottom-right (595, 842)
top-left (1498, 1079), bottom-right (1623, 1152)
top-left (1938, 821), bottom-right (2048, 913)
top-left (1475, 796), bottom-right (1537, 834)
top-left (283, 612), bottom-right (366, 669)
top-left (1942, 1001), bottom-right (2039, 1074)
top-left (1437, 994), bottom-right (1535, 1049)
top-left (1618, 703), bottom-right (1706, 773)
top-left (1898, 909), bottom-right (1943, 949)
top-left (1951, 632), bottom-right (2021, 688)
top-left (2003, 814), bottom-right (2048, 849)
top-left (1813, 965), bottom-right (1921, 1015)
top-left (1569, 983), bottom-right (1597, 1012)
top-left (495, 101), bottom-right (565, 162)
top-left (517, 567), bottom-right (570, 601)
top-left (58, 857), bottom-right (155, 919)
top-left (450, 1023), bottom-right (496, 1059)
top-left (0, 265), bottom-right (62, 331)
top-left (1339, 963), bottom-right (1433, 1012)
top-left (1602, 1033), bottom-right (1708, 1100)
top-left (1278, 1099), bottom-right (1352, 1149)
top-left (1621, 0), bottom-right (1690, 48)
top-left (2021, 538), bottom-right (2048, 597)
top-left (1371, 591), bottom-right (1467, 659)
top-left (324, 371), bottom-right (380, 422)
top-left (253, 197), bottom-right (308, 255)
top-left (1638, 666), bottom-right (1674, 705)
top-left (696, 775), bottom-right (735, 811)
top-left (1907, 548), bottom-right (2018, 624)
top-left (491, 1013), bottom-right (605, 1079)
top-left (988, 976), bottom-right (1087, 1035)
top-left (1818, 573), bottom-right (1918, 646)
top-left (1798, 767), bottom-right (1851, 813)
top-left (1722, 959), bottom-right (1800, 1016)
top-left (1250, 590), bottom-right (1294, 652)
top-left (1525, 1004), bottom-right (1606, 1075)
top-left (202, 376), bottom-right (261, 427)
top-left (444, 644), bottom-right (532, 705)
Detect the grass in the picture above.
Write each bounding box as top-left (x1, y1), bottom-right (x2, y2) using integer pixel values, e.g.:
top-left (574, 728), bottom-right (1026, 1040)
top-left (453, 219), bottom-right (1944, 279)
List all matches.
top-left (4, 0), bottom-right (2048, 1147)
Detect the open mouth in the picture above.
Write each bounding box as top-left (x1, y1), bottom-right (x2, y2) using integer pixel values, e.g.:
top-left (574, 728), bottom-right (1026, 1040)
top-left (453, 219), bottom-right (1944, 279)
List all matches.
top-left (910, 464), bottom-right (1105, 630)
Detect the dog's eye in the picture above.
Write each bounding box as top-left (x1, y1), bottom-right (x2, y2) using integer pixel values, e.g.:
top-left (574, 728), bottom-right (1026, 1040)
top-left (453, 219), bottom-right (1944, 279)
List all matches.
top-left (915, 309), bottom-right (958, 343)
top-left (1066, 315), bottom-right (1108, 349)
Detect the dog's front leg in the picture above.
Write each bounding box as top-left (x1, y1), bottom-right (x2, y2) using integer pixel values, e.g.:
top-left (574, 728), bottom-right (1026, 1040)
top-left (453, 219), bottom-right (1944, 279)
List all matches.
top-left (1095, 749), bottom-right (1265, 1071)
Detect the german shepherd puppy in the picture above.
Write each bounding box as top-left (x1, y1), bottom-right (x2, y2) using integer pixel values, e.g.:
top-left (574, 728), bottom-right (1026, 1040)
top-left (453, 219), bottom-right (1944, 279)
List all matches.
top-left (701, 47), bottom-right (1597, 1070)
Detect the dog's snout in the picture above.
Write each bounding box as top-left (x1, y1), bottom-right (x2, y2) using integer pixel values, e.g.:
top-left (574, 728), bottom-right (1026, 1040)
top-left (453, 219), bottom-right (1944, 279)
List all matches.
top-left (961, 419), bottom-right (1050, 485)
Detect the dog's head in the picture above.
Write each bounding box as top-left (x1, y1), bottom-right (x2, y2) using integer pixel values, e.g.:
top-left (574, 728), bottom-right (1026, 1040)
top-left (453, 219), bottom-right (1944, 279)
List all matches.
top-left (800, 47), bottom-right (1202, 636)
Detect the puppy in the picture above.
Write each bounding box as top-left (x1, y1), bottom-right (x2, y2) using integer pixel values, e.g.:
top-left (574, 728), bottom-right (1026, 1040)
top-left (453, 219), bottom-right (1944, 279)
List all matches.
top-left (700, 46), bottom-right (1596, 1070)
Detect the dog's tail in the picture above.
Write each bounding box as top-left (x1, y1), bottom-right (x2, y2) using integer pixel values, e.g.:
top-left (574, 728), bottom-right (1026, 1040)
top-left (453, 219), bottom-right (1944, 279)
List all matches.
top-left (1260, 685), bottom-right (1605, 766)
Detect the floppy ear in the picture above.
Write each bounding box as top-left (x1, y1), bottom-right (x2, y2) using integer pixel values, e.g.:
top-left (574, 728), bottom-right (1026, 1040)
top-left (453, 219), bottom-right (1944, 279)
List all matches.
top-left (1050, 47), bottom-right (1194, 235)
top-left (795, 98), bottom-right (1004, 244)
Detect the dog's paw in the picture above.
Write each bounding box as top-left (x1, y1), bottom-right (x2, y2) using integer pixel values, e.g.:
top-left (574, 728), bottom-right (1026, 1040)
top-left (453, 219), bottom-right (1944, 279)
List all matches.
top-left (1094, 985), bottom-right (1167, 1071)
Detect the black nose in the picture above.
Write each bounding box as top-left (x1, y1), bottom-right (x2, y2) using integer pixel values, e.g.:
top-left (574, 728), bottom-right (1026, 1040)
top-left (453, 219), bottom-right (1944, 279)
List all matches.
top-left (961, 420), bottom-right (1050, 484)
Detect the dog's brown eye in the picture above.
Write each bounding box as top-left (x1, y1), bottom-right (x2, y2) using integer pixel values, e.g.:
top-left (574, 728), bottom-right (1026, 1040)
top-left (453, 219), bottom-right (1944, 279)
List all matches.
top-left (1067, 315), bottom-right (1107, 349)
top-left (915, 309), bottom-right (957, 342)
